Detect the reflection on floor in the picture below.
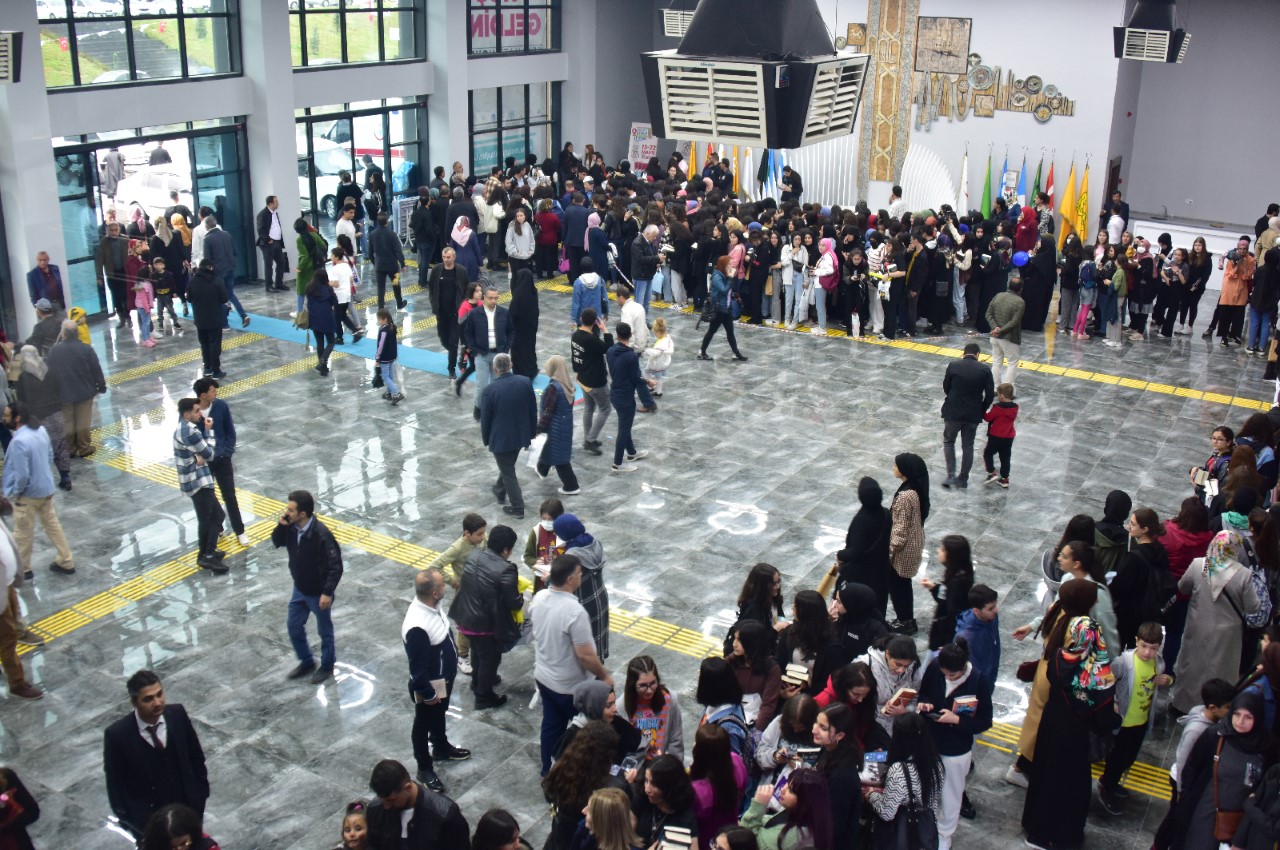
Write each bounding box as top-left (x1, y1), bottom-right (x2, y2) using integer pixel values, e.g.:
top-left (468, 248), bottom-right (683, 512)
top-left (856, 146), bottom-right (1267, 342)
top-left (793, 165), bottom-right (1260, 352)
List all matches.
top-left (4, 264), bottom-right (1271, 850)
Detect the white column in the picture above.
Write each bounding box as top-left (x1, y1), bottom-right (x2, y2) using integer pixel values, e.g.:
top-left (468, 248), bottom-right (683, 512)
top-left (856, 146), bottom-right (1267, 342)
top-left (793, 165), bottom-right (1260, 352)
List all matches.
top-left (239, 0), bottom-right (301, 282)
top-left (426, 0), bottom-right (470, 174)
top-left (561, 0), bottom-right (598, 154)
top-left (0, 3), bottom-right (67, 335)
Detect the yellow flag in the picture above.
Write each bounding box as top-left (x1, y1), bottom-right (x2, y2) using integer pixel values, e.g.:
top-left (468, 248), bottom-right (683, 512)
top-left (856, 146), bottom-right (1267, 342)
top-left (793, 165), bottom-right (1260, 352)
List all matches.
top-left (732, 145), bottom-right (740, 194)
top-left (1057, 161), bottom-right (1077, 250)
top-left (688, 141), bottom-right (698, 178)
top-left (1074, 165), bottom-right (1090, 245)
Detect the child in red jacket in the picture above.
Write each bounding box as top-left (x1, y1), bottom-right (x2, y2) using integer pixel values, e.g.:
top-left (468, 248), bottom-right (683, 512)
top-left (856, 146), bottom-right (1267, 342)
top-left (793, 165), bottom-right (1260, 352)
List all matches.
top-left (982, 383), bottom-right (1018, 488)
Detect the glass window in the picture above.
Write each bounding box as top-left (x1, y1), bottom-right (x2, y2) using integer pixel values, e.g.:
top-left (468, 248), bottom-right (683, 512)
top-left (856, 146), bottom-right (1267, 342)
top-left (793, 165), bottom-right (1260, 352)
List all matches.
top-left (467, 0), bottom-right (559, 56)
top-left (42, 0), bottom-right (239, 87)
top-left (291, 0), bottom-right (424, 68)
top-left (468, 83), bottom-right (557, 175)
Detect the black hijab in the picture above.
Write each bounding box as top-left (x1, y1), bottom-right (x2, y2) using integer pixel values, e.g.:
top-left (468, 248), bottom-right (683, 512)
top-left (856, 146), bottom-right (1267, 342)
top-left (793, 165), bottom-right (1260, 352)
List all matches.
top-left (508, 268), bottom-right (539, 324)
top-left (1096, 490), bottom-right (1132, 541)
top-left (1030, 235), bottom-right (1057, 279)
top-left (893, 452), bottom-right (930, 522)
top-left (1222, 689), bottom-right (1271, 756)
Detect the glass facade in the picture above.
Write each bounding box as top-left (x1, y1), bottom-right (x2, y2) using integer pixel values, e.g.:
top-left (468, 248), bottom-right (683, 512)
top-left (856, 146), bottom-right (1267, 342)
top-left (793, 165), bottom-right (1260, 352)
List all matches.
top-left (466, 0), bottom-right (558, 56)
top-left (38, 0), bottom-right (239, 88)
top-left (290, 0), bottom-right (423, 68)
top-left (468, 83), bottom-right (559, 176)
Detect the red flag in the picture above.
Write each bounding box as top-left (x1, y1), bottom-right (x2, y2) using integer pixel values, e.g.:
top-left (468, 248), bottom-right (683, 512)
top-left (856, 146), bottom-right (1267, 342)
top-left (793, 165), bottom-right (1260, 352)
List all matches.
top-left (1045, 162), bottom-right (1056, 210)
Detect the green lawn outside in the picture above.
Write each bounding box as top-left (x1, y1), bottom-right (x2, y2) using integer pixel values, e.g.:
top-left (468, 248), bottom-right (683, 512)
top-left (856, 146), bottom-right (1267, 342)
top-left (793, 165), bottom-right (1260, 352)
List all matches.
top-left (41, 29), bottom-right (106, 87)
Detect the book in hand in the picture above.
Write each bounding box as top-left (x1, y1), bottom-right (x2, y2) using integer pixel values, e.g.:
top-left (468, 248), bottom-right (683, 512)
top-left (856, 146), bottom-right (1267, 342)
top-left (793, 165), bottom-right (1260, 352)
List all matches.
top-left (660, 827), bottom-right (694, 850)
top-left (952, 696), bottom-right (978, 715)
top-left (884, 687), bottom-right (917, 711)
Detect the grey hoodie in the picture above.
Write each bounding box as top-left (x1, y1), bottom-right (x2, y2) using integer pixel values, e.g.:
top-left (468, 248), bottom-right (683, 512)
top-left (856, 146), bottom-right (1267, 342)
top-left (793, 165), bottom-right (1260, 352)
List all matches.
top-left (857, 647), bottom-right (923, 734)
top-left (1173, 705), bottom-right (1218, 786)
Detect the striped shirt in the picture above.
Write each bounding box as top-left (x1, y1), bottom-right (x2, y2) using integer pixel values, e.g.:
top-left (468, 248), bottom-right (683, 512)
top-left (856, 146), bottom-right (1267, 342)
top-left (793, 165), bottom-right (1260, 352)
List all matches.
top-left (173, 420), bottom-right (216, 495)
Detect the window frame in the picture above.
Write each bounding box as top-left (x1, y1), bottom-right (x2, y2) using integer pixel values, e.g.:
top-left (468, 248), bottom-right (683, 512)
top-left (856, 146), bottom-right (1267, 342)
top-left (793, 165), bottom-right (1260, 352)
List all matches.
top-left (40, 0), bottom-right (242, 90)
top-left (291, 0), bottom-right (426, 70)
top-left (467, 82), bottom-right (560, 177)
top-left (465, 0), bottom-right (559, 58)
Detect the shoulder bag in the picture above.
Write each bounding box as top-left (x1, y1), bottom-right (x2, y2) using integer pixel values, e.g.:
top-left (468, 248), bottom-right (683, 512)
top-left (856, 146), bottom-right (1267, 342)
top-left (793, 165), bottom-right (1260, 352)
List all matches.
top-left (1213, 737), bottom-right (1245, 841)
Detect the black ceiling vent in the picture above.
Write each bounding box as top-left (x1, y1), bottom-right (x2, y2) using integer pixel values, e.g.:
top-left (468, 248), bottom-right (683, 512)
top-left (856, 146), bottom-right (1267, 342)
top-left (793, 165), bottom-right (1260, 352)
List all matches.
top-left (641, 0), bottom-right (871, 149)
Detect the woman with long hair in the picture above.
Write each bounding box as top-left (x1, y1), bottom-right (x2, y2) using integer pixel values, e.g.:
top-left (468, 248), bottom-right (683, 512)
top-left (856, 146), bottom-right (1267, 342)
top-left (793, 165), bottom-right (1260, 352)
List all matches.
top-left (505, 206), bottom-right (536, 277)
top-left (774, 590), bottom-right (848, 700)
top-left (544, 721), bottom-right (628, 850)
top-left (1236, 413), bottom-right (1278, 497)
top-left (690, 724), bottom-right (750, 849)
top-left (921, 535), bottom-right (975, 650)
top-left (756, 694), bottom-right (821, 786)
top-left (728, 620), bottom-right (784, 729)
top-left (812, 704), bottom-right (863, 850)
top-left (573, 787), bottom-right (642, 850)
top-left (740, 768), bottom-right (833, 850)
top-left (632, 754), bottom-right (699, 847)
top-left (887, 452), bottom-right (930, 634)
top-left (622, 655), bottom-right (685, 761)
top-left (1108, 507), bottom-right (1170, 648)
top-left (535, 354), bottom-right (579, 495)
top-left (305, 269), bottom-right (339, 376)
top-left (733, 562), bottom-right (785, 634)
top-left (473, 809), bottom-right (534, 850)
top-left (780, 231), bottom-right (808, 331)
top-left (814, 660), bottom-right (888, 751)
top-left (1021, 617), bottom-right (1120, 850)
top-left (865, 713), bottom-right (944, 847)
top-left (1183, 235), bottom-right (1213, 334)
top-left (697, 657), bottom-right (749, 757)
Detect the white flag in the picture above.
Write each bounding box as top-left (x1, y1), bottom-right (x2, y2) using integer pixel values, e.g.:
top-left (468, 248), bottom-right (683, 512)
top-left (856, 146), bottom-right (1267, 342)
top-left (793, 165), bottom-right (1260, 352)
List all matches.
top-left (959, 151), bottom-right (969, 213)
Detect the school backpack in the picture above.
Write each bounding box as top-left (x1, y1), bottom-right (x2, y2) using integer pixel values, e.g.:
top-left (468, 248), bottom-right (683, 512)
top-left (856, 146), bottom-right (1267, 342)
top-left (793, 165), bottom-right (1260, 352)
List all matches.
top-left (1240, 539), bottom-right (1274, 628)
top-left (1080, 261), bottom-right (1097, 290)
top-left (709, 708), bottom-right (759, 766)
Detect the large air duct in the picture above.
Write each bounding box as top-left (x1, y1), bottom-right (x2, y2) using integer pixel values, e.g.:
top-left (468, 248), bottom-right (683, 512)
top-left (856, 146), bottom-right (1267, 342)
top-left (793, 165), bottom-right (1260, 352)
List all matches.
top-left (641, 0), bottom-right (871, 150)
top-left (1114, 0), bottom-right (1190, 64)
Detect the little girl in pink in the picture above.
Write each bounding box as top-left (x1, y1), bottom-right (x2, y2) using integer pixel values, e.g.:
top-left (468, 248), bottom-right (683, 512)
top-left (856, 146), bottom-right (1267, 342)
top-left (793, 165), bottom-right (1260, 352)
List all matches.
top-left (133, 276), bottom-right (157, 347)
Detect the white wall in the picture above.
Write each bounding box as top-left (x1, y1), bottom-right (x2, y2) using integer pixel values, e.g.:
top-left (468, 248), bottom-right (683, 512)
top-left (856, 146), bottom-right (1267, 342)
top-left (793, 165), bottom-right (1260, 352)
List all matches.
top-left (1124, 0), bottom-right (1276, 226)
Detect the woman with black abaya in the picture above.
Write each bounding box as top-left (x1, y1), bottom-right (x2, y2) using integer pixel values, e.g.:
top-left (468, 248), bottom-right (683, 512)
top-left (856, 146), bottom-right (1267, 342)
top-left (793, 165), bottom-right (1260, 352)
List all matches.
top-left (1020, 235), bottom-right (1057, 332)
top-left (835, 477), bottom-right (892, 614)
top-left (507, 268), bottom-right (541, 378)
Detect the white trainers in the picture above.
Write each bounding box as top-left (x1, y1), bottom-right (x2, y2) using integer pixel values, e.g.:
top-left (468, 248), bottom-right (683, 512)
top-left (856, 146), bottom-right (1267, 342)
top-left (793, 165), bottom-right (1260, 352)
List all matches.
top-left (612, 462), bottom-right (638, 473)
top-left (457, 657), bottom-right (472, 676)
top-left (237, 533), bottom-right (251, 546)
top-left (1005, 765), bottom-right (1029, 788)
top-left (626, 450), bottom-right (649, 462)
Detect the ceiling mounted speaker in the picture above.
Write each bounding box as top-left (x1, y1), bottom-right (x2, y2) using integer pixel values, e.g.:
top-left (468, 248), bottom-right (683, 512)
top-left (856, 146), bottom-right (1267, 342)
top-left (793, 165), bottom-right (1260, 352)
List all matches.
top-left (0, 32), bottom-right (23, 84)
top-left (1114, 0), bottom-right (1190, 63)
top-left (641, 0), bottom-right (872, 149)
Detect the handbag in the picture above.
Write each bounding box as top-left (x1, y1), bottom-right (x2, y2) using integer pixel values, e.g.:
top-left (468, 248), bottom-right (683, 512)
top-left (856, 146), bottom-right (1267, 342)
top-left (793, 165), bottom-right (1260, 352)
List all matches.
top-left (294, 306), bottom-right (310, 329)
top-left (1213, 738), bottom-right (1245, 841)
top-left (873, 767), bottom-right (939, 850)
top-left (1016, 659), bottom-right (1039, 683)
top-left (558, 245), bottom-right (570, 274)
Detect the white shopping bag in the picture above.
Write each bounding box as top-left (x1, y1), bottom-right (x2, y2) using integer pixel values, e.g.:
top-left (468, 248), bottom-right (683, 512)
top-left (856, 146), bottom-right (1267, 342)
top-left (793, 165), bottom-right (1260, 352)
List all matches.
top-left (525, 433), bottom-right (547, 469)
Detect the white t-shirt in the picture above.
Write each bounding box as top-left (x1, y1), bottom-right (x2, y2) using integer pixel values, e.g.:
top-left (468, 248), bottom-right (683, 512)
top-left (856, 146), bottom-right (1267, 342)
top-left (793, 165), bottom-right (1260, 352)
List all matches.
top-left (336, 217), bottom-right (357, 248)
top-left (327, 260), bottom-right (353, 305)
top-left (620, 299), bottom-right (648, 351)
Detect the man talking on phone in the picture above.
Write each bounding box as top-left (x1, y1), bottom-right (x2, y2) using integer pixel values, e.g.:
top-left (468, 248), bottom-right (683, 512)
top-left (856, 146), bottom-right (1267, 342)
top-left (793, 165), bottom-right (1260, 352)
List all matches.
top-left (272, 489), bottom-right (344, 684)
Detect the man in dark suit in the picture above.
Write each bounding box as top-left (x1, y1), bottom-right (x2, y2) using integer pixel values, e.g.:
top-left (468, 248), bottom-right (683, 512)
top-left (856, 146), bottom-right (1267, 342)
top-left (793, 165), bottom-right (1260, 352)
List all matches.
top-left (103, 670), bottom-right (209, 839)
top-left (369, 212), bottom-right (407, 310)
top-left (428, 247), bottom-right (471, 381)
top-left (271, 489), bottom-right (344, 683)
top-left (367, 759), bottom-right (470, 850)
top-left (479, 354), bottom-right (537, 519)
top-left (462, 286), bottom-right (514, 419)
top-left (940, 342), bottom-right (994, 489)
top-left (562, 192), bottom-right (591, 283)
top-left (255, 195), bottom-right (289, 293)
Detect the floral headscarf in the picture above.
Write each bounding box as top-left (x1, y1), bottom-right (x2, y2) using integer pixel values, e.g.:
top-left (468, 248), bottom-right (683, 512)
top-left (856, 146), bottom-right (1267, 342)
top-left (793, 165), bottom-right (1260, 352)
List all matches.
top-left (1202, 529), bottom-right (1247, 600)
top-left (1059, 615), bottom-right (1114, 706)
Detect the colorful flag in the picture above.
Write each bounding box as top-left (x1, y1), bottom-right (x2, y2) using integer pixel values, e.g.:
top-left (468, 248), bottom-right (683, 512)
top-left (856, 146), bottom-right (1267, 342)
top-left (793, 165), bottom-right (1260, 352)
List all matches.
top-left (1016, 155), bottom-right (1027, 208)
top-left (1046, 161), bottom-right (1056, 210)
top-left (1075, 165), bottom-right (1090, 245)
top-left (958, 151), bottom-right (969, 213)
top-left (980, 153), bottom-right (992, 218)
top-left (1031, 156), bottom-right (1043, 208)
top-left (1057, 161), bottom-right (1077, 250)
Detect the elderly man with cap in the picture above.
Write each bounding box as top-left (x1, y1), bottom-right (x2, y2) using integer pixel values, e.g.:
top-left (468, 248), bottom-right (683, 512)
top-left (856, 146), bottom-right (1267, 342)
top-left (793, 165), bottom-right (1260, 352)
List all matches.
top-left (24, 299), bottom-right (62, 357)
top-left (26, 252), bottom-right (65, 311)
top-left (45, 320), bottom-right (107, 458)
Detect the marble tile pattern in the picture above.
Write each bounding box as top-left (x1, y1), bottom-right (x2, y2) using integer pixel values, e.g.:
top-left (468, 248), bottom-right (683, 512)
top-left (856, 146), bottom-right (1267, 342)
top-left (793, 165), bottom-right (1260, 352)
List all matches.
top-left (2, 268), bottom-right (1271, 850)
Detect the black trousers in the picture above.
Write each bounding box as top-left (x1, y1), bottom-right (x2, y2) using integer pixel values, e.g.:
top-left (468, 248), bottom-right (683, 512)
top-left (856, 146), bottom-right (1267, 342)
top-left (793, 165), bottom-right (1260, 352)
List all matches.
top-left (108, 274), bottom-right (130, 325)
top-left (888, 570), bottom-right (914, 621)
top-left (535, 243), bottom-right (558, 277)
top-left (436, 318), bottom-right (459, 374)
top-left (1157, 287), bottom-right (1185, 336)
top-left (314, 330), bottom-right (334, 369)
top-left (700, 311), bottom-right (741, 355)
top-left (537, 440), bottom-right (579, 491)
top-left (197, 328), bottom-right (223, 374)
top-left (468, 633), bottom-right (500, 699)
top-left (742, 277), bottom-right (763, 323)
top-left (259, 240), bottom-right (286, 288)
top-left (1099, 724), bottom-right (1147, 790)
top-left (567, 246), bottom-right (586, 283)
top-left (508, 256), bottom-right (533, 278)
top-left (208, 456), bottom-right (244, 535)
top-left (376, 271), bottom-right (403, 308)
top-left (1220, 304), bottom-right (1246, 341)
top-left (334, 302), bottom-right (360, 335)
top-left (1178, 287), bottom-right (1206, 327)
top-left (983, 435), bottom-right (1014, 479)
top-left (191, 487), bottom-right (225, 557)
top-left (412, 688), bottom-right (453, 773)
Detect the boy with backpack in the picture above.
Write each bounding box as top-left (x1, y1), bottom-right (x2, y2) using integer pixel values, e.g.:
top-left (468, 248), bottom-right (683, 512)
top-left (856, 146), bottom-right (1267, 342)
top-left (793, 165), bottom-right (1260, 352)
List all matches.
top-left (1097, 621), bottom-right (1174, 815)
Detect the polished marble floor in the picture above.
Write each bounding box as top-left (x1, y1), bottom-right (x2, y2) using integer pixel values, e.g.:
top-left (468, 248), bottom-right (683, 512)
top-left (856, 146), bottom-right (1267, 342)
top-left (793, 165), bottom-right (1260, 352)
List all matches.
top-left (2, 266), bottom-right (1273, 850)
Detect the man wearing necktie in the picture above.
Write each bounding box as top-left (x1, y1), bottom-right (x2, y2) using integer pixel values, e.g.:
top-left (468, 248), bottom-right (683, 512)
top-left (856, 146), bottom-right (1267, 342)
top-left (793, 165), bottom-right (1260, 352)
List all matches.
top-left (102, 670), bottom-right (209, 839)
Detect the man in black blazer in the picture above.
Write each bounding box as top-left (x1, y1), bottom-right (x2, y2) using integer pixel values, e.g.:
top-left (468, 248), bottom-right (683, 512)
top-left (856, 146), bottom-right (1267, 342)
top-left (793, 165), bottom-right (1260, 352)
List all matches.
top-left (428, 247), bottom-right (471, 381)
top-left (103, 670), bottom-right (209, 839)
top-left (255, 195), bottom-right (289, 293)
top-left (479, 354), bottom-right (537, 519)
top-left (462, 286), bottom-right (515, 419)
top-left (940, 342), bottom-right (994, 489)
top-left (271, 489), bottom-right (345, 683)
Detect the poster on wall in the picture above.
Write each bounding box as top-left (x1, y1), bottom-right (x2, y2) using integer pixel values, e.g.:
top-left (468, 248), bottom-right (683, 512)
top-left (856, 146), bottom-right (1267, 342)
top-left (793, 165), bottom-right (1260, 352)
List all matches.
top-left (468, 0), bottom-right (551, 53)
top-left (627, 123), bottom-right (660, 166)
top-left (1001, 170), bottom-right (1019, 206)
top-left (914, 17), bottom-right (971, 75)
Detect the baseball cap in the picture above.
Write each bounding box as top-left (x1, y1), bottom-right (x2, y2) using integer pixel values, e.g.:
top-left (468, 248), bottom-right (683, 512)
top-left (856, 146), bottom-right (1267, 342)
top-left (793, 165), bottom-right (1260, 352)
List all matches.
top-left (34, 298), bottom-right (52, 312)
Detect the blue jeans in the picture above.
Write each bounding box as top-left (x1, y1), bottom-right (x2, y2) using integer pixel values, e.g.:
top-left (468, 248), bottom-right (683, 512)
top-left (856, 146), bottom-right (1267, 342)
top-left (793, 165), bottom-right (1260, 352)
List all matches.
top-left (287, 586), bottom-right (335, 668)
top-left (813, 285), bottom-right (827, 330)
top-left (136, 307), bottom-right (152, 339)
top-left (221, 270), bottom-right (246, 326)
top-left (537, 681), bottom-right (578, 776)
top-left (633, 278), bottom-right (653, 314)
top-left (379, 361), bottom-right (400, 395)
top-left (611, 398), bottom-right (637, 465)
top-left (785, 270), bottom-right (805, 325)
top-left (1249, 308), bottom-right (1275, 350)
top-left (473, 352), bottom-right (496, 409)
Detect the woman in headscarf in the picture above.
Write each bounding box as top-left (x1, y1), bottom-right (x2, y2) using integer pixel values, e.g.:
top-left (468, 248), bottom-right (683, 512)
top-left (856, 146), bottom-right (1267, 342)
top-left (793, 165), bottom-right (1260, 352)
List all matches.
top-left (1171, 530), bottom-right (1262, 714)
top-left (554, 514), bottom-right (609, 659)
top-left (1171, 689), bottom-right (1271, 850)
top-left (834, 477), bottom-right (892, 614)
top-left (168, 213), bottom-right (192, 309)
top-left (1020, 235), bottom-right (1058, 332)
top-left (553, 679), bottom-right (642, 765)
top-left (449, 216), bottom-right (483, 283)
top-left (1008, 578), bottom-right (1099, 788)
top-left (127, 204), bottom-right (155, 240)
top-left (1095, 489), bottom-right (1134, 577)
top-left (535, 354), bottom-right (578, 496)
top-left (644, 156), bottom-right (664, 182)
top-left (1014, 205), bottom-right (1039, 254)
top-left (830, 583), bottom-right (889, 660)
top-left (506, 268), bottom-right (540, 379)
top-left (887, 453), bottom-right (929, 634)
top-left (586, 211), bottom-right (610, 285)
top-left (974, 221), bottom-right (1010, 335)
top-left (1021, 615), bottom-right (1119, 850)
top-left (14, 345), bottom-right (72, 491)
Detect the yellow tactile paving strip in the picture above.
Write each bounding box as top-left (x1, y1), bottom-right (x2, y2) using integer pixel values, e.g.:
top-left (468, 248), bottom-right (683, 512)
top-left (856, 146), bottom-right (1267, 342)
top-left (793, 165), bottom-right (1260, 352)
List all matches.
top-left (106, 332), bottom-right (265, 387)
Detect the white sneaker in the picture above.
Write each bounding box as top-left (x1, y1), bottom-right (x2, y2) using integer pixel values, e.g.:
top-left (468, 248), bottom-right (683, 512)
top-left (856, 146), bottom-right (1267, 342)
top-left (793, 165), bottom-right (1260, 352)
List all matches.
top-left (785, 323), bottom-right (797, 331)
top-left (626, 450), bottom-right (649, 461)
top-left (612, 462), bottom-right (638, 473)
top-left (237, 533), bottom-right (251, 546)
top-left (1005, 765), bottom-right (1029, 788)
top-left (457, 657), bottom-right (472, 676)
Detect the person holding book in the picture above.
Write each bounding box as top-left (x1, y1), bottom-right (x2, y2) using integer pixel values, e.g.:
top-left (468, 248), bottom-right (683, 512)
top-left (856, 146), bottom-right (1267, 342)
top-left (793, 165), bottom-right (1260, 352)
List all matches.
top-left (631, 755), bottom-right (699, 848)
top-left (856, 635), bottom-right (923, 735)
top-left (917, 639), bottom-right (993, 850)
top-left (1096, 621), bottom-right (1174, 815)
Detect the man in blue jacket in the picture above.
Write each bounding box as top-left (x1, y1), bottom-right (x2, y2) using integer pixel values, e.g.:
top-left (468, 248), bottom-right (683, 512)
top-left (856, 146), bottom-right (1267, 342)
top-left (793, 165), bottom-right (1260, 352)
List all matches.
top-left (562, 193), bottom-right (591, 283)
top-left (479, 354), bottom-right (537, 519)
top-left (953, 584), bottom-right (1000, 697)
top-left (462, 287), bottom-right (514, 420)
top-left (194, 377), bottom-right (247, 546)
top-left (605, 322), bottom-right (657, 473)
top-left (26, 252), bottom-right (65, 309)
